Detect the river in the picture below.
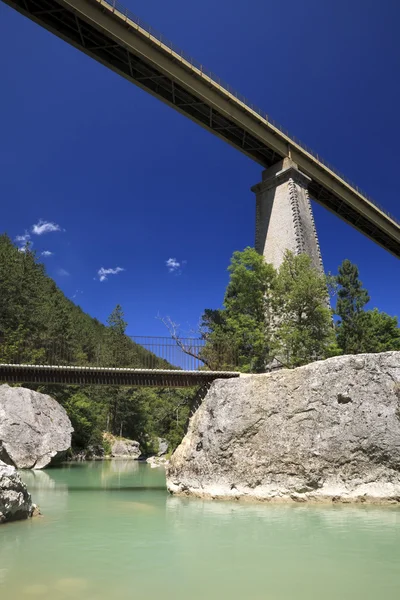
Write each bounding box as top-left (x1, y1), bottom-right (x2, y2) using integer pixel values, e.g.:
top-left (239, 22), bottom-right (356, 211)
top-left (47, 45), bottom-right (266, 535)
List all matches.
top-left (0, 461), bottom-right (400, 599)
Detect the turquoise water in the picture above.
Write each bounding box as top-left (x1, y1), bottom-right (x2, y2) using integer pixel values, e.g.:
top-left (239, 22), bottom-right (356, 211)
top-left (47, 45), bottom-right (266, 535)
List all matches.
top-left (0, 462), bottom-right (400, 599)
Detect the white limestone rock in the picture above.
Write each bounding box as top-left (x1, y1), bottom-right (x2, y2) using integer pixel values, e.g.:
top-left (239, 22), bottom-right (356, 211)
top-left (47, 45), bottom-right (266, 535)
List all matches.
top-left (147, 456), bottom-right (170, 468)
top-left (157, 437), bottom-right (169, 456)
top-left (167, 352), bottom-right (400, 503)
top-left (111, 439), bottom-right (141, 459)
top-left (0, 384), bottom-right (73, 469)
top-left (0, 460), bottom-right (34, 523)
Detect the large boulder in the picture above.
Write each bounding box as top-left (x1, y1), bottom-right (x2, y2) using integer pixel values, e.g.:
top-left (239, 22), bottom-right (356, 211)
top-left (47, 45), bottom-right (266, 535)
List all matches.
top-left (0, 385), bottom-right (73, 469)
top-left (111, 438), bottom-right (141, 459)
top-left (167, 352), bottom-right (400, 503)
top-left (0, 460), bottom-right (34, 523)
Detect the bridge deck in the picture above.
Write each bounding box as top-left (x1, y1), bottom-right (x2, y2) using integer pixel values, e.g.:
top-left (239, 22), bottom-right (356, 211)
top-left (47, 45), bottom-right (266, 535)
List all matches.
top-left (2, 0), bottom-right (400, 257)
top-left (0, 364), bottom-right (240, 387)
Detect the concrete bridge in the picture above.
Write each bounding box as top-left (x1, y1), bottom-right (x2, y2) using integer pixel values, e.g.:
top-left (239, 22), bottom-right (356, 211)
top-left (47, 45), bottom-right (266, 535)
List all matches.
top-left (2, 0), bottom-right (400, 264)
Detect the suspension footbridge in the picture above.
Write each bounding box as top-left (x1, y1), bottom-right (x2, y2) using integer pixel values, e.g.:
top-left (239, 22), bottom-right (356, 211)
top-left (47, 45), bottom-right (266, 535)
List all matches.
top-left (0, 364), bottom-right (239, 387)
top-left (0, 336), bottom-right (241, 387)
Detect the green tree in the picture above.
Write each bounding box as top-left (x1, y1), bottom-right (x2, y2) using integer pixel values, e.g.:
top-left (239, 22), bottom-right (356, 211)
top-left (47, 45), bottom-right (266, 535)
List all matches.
top-left (65, 391), bottom-right (104, 449)
top-left (107, 304), bottom-right (127, 335)
top-left (334, 260), bottom-right (400, 355)
top-left (357, 309), bottom-right (400, 353)
top-left (272, 251), bottom-right (334, 367)
top-left (45, 293), bottom-right (75, 364)
top-left (202, 247), bottom-right (276, 372)
top-left (335, 259), bottom-right (370, 354)
top-left (104, 305), bottom-right (141, 435)
top-left (105, 304), bottom-right (130, 367)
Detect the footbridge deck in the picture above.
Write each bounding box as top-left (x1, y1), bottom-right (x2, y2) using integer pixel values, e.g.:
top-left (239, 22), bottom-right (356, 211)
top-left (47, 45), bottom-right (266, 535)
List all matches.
top-left (2, 0), bottom-right (400, 257)
top-left (0, 364), bottom-right (240, 387)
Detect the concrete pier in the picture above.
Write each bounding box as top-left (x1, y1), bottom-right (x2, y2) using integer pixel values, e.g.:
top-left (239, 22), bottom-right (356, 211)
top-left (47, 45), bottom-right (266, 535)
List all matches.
top-left (252, 158), bottom-right (324, 272)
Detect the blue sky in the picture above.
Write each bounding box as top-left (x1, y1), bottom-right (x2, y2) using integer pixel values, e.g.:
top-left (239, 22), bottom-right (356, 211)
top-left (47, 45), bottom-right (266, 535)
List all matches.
top-left (1, 0), bottom-right (399, 336)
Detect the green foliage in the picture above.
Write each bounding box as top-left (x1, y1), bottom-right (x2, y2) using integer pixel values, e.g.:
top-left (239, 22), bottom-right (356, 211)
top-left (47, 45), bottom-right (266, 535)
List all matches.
top-left (202, 249), bottom-right (399, 371)
top-left (356, 309), bottom-right (400, 353)
top-left (272, 251), bottom-right (334, 367)
top-left (202, 248), bottom-right (332, 371)
top-left (202, 247), bottom-right (275, 372)
top-left (335, 259), bottom-right (370, 354)
top-left (335, 259), bottom-right (400, 355)
top-left (102, 436), bottom-right (112, 456)
top-left (123, 387), bottom-right (195, 452)
top-left (65, 392), bottom-right (104, 449)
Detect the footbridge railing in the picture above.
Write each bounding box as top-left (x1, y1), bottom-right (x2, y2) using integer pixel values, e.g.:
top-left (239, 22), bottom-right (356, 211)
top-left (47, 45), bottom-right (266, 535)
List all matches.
top-left (0, 335), bottom-right (240, 387)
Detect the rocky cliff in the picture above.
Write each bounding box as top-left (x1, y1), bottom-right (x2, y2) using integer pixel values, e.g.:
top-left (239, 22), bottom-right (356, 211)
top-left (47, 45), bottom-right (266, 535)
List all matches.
top-left (0, 385), bottom-right (73, 469)
top-left (167, 352), bottom-right (400, 503)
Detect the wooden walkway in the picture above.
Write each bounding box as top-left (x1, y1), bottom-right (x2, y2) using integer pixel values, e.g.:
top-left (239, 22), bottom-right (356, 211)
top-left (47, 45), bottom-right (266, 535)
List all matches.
top-left (0, 364), bottom-right (240, 387)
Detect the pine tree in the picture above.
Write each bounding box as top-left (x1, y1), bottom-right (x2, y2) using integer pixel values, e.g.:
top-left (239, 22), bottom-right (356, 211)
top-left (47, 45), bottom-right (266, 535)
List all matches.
top-left (106, 305), bottom-right (130, 367)
top-left (105, 305), bottom-right (130, 433)
top-left (107, 304), bottom-right (127, 336)
top-left (335, 259), bottom-right (370, 354)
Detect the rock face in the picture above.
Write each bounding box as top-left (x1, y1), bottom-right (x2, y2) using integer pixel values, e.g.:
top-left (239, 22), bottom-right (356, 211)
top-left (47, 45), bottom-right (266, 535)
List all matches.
top-left (157, 437), bottom-right (169, 456)
top-left (70, 445), bottom-right (105, 462)
top-left (0, 385), bottom-right (73, 469)
top-left (167, 352), bottom-right (400, 503)
top-left (111, 439), bottom-right (140, 459)
top-left (0, 460), bottom-right (34, 523)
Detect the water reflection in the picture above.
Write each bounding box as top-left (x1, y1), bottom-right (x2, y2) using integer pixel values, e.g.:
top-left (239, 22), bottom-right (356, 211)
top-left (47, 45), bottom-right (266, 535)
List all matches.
top-left (20, 468), bottom-right (68, 510)
top-left (166, 494), bottom-right (400, 529)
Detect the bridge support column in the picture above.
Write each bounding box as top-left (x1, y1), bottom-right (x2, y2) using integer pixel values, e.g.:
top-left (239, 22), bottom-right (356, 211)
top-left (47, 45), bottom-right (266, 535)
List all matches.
top-left (251, 158), bottom-right (324, 272)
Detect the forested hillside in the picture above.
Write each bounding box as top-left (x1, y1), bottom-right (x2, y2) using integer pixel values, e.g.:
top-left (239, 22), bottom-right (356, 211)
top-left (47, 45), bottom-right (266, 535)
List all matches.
top-left (0, 234), bottom-right (195, 452)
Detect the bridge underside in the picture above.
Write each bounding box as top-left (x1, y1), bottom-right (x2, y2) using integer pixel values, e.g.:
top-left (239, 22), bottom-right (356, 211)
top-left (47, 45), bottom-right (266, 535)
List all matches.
top-left (3, 0), bottom-right (400, 258)
top-left (0, 365), bottom-right (240, 387)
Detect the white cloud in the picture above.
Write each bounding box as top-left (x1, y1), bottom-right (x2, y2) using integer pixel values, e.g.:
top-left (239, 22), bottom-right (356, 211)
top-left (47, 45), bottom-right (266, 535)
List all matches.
top-left (97, 267), bottom-right (124, 282)
top-left (15, 231), bottom-right (31, 244)
top-left (41, 250), bottom-right (53, 257)
top-left (32, 219), bottom-right (62, 235)
top-left (57, 268), bottom-right (70, 277)
top-left (72, 289), bottom-right (83, 299)
top-left (166, 258), bottom-right (186, 274)
top-left (15, 231), bottom-right (31, 252)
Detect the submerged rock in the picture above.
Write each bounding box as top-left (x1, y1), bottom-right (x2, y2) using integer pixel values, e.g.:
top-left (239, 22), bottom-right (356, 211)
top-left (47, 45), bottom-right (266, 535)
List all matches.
top-left (0, 460), bottom-right (34, 523)
top-left (167, 352), bottom-right (400, 503)
top-left (0, 384), bottom-right (73, 469)
top-left (147, 456), bottom-right (170, 468)
top-left (111, 439), bottom-right (141, 459)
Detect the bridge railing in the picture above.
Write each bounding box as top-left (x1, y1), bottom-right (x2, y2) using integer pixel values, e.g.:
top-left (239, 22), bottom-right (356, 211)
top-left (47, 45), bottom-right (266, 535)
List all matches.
top-left (0, 335), bottom-right (239, 372)
top-left (99, 0), bottom-right (399, 226)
